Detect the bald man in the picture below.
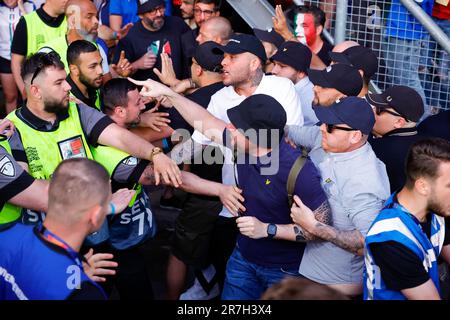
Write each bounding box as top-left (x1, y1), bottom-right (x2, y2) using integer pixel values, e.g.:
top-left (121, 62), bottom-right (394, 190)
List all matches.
top-left (196, 16), bottom-right (232, 45)
top-left (38, 0), bottom-right (112, 81)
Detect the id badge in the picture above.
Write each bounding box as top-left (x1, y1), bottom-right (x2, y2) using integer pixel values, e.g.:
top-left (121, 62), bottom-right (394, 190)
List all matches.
top-left (57, 135), bottom-right (88, 160)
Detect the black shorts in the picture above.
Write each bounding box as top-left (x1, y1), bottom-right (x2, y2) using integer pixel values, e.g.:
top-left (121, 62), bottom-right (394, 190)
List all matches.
top-left (0, 56), bottom-right (11, 74)
top-left (171, 194), bottom-right (222, 269)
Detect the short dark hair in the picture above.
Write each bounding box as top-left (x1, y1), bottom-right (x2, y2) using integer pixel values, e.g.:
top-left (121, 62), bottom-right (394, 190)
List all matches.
top-left (67, 40), bottom-right (98, 66)
top-left (194, 0), bottom-right (221, 10)
top-left (101, 78), bottom-right (138, 113)
top-left (405, 138), bottom-right (450, 189)
top-left (21, 51), bottom-right (65, 83)
top-left (293, 4), bottom-right (326, 28)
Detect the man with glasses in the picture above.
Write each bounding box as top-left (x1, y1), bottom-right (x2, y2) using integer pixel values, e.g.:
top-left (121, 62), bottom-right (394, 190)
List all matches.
top-left (367, 86), bottom-right (425, 193)
top-left (286, 97), bottom-right (390, 298)
top-left (114, 0), bottom-right (190, 82)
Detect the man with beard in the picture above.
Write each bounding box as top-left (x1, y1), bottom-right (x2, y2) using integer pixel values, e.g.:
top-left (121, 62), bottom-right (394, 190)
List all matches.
top-left (11, 0), bottom-right (68, 99)
top-left (114, 0), bottom-right (190, 82)
top-left (5, 51), bottom-right (181, 226)
top-left (364, 138), bottom-right (450, 300)
top-left (38, 0), bottom-right (113, 81)
top-left (66, 40), bottom-right (104, 110)
top-left (180, 0), bottom-right (196, 29)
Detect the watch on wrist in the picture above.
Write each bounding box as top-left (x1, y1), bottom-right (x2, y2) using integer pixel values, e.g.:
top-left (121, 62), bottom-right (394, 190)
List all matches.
top-left (267, 223), bottom-right (277, 239)
top-left (149, 147), bottom-right (162, 163)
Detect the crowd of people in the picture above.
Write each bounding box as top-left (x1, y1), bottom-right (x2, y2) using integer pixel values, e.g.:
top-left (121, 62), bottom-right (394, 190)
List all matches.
top-left (0, 0), bottom-right (450, 301)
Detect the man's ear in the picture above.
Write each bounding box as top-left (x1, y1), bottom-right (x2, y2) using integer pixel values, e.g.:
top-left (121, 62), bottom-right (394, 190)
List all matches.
top-left (87, 204), bottom-right (104, 231)
top-left (69, 64), bottom-right (79, 76)
top-left (113, 105), bottom-right (126, 118)
top-left (195, 64), bottom-right (203, 78)
top-left (350, 130), bottom-right (363, 144)
top-left (393, 117), bottom-right (407, 129)
top-left (415, 178), bottom-right (431, 197)
top-left (29, 84), bottom-right (41, 100)
top-left (316, 25), bottom-right (323, 37)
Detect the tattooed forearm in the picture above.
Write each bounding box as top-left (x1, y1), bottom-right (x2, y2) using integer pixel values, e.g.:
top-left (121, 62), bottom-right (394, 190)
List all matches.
top-left (313, 223), bottom-right (365, 255)
top-left (167, 138), bottom-right (203, 165)
top-left (313, 201), bottom-right (332, 226)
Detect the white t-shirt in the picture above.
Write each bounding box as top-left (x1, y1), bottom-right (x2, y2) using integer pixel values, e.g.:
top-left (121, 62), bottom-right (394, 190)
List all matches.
top-left (0, 1), bottom-right (35, 60)
top-left (191, 74), bottom-right (304, 217)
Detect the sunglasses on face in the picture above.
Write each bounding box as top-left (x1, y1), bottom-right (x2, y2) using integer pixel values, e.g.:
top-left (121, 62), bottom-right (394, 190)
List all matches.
top-left (30, 51), bottom-right (62, 85)
top-left (375, 105), bottom-right (410, 121)
top-left (325, 123), bottom-right (358, 134)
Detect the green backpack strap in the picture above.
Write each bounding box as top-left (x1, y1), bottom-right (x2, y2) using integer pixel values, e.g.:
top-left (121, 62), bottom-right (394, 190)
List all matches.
top-left (287, 148), bottom-right (308, 208)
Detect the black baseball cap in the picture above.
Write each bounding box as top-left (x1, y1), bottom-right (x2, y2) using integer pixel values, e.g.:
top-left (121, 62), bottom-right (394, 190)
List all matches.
top-left (213, 34), bottom-right (267, 62)
top-left (137, 0), bottom-right (164, 14)
top-left (314, 96), bottom-right (375, 135)
top-left (227, 94), bottom-right (287, 148)
top-left (270, 41), bottom-right (312, 73)
top-left (192, 41), bottom-right (223, 72)
top-left (308, 64), bottom-right (363, 97)
top-left (365, 86), bottom-right (424, 122)
top-left (329, 45), bottom-right (378, 79)
top-left (253, 28), bottom-right (284, 49)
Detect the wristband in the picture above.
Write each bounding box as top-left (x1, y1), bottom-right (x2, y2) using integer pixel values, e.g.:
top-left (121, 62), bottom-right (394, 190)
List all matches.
top-left (109, 202), bottom-right (116, 215)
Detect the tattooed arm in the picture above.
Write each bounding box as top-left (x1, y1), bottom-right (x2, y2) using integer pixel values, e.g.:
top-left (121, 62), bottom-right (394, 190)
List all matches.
top-left (290, 195), bottom-right (364, 255)
top-left (167, 137), bottom-right (204, 165)
top-left (237, 200), bottom-right (332, 241)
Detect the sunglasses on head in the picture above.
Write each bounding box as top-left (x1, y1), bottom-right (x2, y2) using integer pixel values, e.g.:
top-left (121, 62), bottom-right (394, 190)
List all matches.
top-left (325, 123), bottom-right (358, 134)
top-left (30, 51), bottom-right (62, 85)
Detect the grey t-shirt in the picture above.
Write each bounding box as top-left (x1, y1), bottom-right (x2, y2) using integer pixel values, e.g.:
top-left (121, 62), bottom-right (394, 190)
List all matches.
top-left (288, 125), bottom-right (390, 285)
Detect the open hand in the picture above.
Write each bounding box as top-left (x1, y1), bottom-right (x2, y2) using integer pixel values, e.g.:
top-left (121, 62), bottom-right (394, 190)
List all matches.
top-left (219, 185), bottom-right (245, 216)
top-left (83, 249), bottom-right (118, 282)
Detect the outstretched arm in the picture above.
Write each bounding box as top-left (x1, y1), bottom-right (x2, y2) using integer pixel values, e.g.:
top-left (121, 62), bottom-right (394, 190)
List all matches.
top-left (129, 78), bottom-right (227, 145)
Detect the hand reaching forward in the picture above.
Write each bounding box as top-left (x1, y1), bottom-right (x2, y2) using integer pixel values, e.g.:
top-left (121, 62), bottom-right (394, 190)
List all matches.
top-left (219, 185), bottom-right (246, 217)
top-left (83, 248), bottom-right (118, 282)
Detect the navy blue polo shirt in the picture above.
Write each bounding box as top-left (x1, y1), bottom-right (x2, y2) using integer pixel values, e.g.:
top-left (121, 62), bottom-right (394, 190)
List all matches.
top-left (223, 129), bottom-right (327, 269)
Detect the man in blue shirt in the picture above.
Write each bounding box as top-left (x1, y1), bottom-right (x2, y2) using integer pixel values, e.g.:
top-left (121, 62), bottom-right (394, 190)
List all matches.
top-left (383, 0), bottom-right (434, 120)
top-left (0, 158), bottom-right (112, 300)
top-left (364, 138), bottom-right (450, 300)
top-left (130, 77), bottom-right (331, 300)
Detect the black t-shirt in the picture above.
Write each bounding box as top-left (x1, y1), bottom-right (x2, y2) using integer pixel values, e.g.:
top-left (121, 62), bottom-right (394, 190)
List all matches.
top-left (66, 76), bottom-right (99, 110)
top-left (11, 7), bottom-right (66, 56)
top-left (114, 16), bottom-right (190, 82)
top-left (317, 39), bottom-right (333, 66)
top-left (369, 128), bottom-right (426, 193)
top-left (369, 215), bottom-right (450, 291)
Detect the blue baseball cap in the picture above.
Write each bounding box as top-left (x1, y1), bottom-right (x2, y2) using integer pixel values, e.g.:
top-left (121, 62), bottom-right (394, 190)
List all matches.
top-left (313, 96), bottom-right (375, 135)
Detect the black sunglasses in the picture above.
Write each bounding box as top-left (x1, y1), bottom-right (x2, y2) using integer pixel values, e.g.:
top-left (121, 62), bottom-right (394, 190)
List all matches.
top-left (375, 105), bottom-right (410, 122)
top-left (30, 51), bottom-right (62, 85)
top-left (325, 124), bottom-right (358, 134)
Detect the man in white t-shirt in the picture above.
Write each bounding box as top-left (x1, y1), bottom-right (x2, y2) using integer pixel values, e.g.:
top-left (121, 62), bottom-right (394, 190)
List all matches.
top-left (167, 33), bottom-right (303, 299)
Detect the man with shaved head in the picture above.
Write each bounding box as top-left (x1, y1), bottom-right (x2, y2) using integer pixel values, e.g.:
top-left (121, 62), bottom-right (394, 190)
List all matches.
top-left (196, 16), bottom-right (232, 45)
top-left (0, 158), bottom-right (111, 300)
top-left (38, 0), bottom-right (112, 81)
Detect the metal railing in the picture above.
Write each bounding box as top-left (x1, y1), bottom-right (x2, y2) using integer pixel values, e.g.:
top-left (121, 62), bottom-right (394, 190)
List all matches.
top-left (308, 0), bottom-right (450, 115)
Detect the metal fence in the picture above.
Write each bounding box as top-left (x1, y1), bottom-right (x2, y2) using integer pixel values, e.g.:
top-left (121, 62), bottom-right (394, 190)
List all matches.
top-left (305, 0), bottom-right (450, 116)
